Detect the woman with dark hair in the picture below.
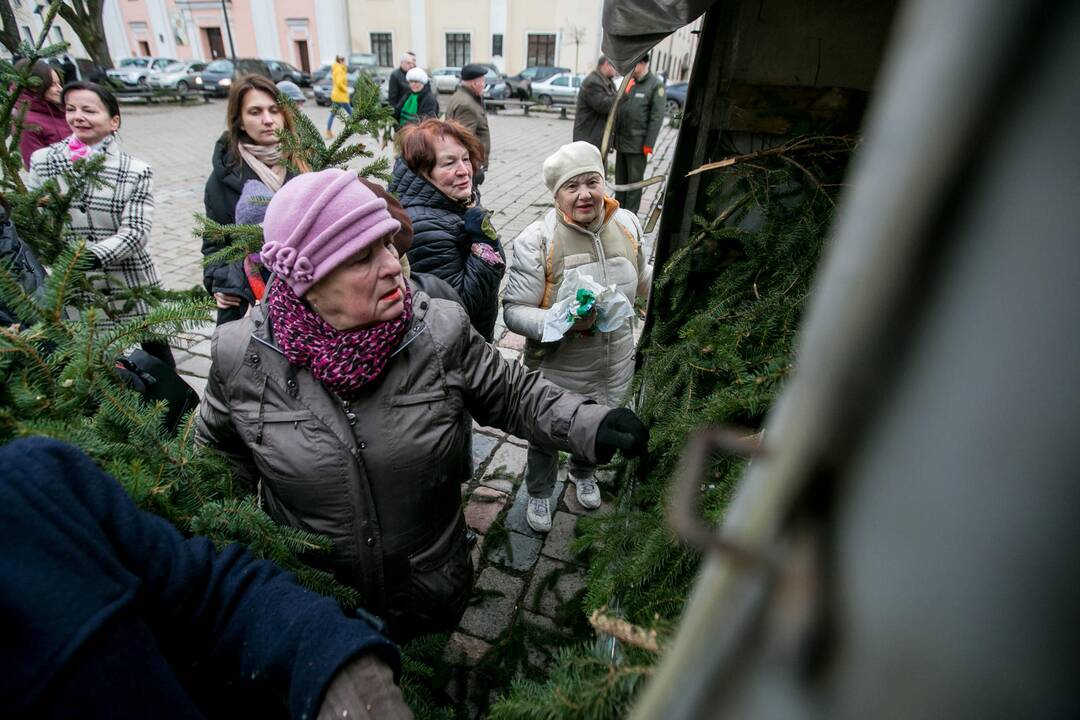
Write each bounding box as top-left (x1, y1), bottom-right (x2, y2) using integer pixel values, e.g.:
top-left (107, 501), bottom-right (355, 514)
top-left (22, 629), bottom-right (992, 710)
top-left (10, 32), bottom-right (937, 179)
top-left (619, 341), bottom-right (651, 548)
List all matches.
top-left (202, 74), bottom-right (310, 325)
top-left (14, 59), bottom-right (68, 169)
top-left (27, 81), bottom-right (172, 367)
top-left (388, 118), bottom-right (504, 341)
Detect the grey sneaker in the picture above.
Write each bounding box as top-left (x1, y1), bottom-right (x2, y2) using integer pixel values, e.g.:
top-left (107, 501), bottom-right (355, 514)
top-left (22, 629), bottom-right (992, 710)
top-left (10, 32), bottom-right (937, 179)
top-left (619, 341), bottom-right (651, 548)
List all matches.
top-left (526, 496), bottom-right (552, 533)
top-left (572, 475), bottom-right (602, 510)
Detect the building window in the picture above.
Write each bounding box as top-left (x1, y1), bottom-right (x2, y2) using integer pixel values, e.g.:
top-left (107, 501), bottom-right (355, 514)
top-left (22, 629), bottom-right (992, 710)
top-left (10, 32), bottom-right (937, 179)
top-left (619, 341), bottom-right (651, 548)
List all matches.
top-left (492, 33), bottom-right (503, 57)
top-left (526, 33), bottom-right (556, 67)
top-left (51, 26), bottom-right (64, 44)
top-left (20, 25), bottom-right (33, 44)
top-left (370, 33), bottom-right (393, 67)
top-left (445, 33), bottom-right (470, 67)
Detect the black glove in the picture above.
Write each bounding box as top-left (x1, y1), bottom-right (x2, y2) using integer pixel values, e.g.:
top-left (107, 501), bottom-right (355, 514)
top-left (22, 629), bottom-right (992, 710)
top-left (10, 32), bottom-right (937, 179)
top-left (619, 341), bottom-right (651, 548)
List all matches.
top-left (463, 206), bottom-right (498, 244)
top-left (317, 653), bottom-right (413, 720)
top-left (595, 408), bottom-right (649, 463)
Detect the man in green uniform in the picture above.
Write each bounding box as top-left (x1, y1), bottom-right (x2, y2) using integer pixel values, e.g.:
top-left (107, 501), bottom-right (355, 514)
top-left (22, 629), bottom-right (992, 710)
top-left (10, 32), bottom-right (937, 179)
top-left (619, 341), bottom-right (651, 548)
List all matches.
top-left (614, 53), bottom-right (665, 214)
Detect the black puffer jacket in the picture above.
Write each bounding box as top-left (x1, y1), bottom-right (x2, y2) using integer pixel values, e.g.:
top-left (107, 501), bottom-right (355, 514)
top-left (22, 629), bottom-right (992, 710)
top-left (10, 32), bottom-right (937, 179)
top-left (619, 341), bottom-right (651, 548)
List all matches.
top-left (202, 135), bottom-right (297, 301)
top-left (388, 158), bottom-right (504, 341)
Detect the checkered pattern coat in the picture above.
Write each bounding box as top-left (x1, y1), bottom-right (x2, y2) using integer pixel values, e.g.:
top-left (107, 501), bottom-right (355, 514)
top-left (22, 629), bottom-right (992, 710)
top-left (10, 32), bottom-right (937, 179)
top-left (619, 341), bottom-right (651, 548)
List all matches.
top-left (28, 136), bottom-right (161, 326)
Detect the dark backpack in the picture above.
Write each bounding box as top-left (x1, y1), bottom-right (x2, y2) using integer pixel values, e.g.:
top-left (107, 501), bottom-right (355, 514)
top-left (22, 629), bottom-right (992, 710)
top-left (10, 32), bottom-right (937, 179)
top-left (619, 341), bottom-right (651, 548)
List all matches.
top-left (0, 207), bottom-right (48, 327)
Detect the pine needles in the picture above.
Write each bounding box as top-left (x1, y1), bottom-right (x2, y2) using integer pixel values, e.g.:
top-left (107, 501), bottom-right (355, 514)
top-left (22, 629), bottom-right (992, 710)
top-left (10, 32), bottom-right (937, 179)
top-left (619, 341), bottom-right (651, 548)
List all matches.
top-left (489, 140), bottom-right (854, 717)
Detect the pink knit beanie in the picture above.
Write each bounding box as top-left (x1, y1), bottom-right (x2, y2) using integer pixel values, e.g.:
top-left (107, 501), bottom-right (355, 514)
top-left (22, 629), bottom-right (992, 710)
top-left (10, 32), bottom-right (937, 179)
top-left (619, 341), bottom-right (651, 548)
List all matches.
top-left (261, 168), bottom-right (401, 296)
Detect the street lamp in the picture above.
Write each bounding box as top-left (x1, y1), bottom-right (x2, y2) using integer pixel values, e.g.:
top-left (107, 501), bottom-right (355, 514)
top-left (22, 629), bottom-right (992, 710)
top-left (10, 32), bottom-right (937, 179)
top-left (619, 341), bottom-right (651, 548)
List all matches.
top-left (219, 0), bottom-right (237, 64)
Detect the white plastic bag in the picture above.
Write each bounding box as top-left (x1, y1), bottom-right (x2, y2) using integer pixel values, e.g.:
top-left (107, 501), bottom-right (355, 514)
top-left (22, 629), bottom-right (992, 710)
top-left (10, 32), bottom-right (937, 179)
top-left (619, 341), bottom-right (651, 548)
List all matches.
top-left (540, 269), bottom-right (636, 342)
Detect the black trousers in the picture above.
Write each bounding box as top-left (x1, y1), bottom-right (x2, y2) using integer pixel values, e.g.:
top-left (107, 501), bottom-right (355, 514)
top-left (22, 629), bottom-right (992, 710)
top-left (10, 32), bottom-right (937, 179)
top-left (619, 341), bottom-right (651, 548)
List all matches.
top-left (615, 151), bottom-right (648, 214)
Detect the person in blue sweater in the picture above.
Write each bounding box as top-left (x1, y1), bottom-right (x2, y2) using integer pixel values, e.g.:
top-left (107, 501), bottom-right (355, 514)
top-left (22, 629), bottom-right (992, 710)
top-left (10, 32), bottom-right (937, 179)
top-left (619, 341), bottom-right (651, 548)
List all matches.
top-left (0, 437), bottom-right (413, 719)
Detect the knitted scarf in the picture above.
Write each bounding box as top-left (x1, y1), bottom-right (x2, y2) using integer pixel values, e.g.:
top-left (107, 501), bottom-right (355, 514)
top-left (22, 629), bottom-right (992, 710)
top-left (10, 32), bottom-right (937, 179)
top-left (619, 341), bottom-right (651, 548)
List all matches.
top-left (266, 279), bottom-right (413, 399)
top-left (237, 142), bottom-right (286, 192)
top-left (399, 93), bottom-right (419, 126)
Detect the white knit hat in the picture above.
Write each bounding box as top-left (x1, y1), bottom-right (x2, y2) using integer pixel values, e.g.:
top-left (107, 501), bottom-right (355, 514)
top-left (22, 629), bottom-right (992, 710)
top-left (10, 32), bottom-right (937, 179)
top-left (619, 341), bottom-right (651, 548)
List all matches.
top-left (542, 141), bottom-right (605, 194)
top-left (405, 67), bottom-right (429, 85)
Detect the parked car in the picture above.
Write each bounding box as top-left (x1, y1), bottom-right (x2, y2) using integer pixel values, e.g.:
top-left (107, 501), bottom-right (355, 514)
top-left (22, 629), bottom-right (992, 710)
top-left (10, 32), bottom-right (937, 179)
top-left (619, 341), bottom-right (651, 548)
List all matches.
top-left (347, 53), bottom-right (379, 76)
top-left (266, 60), bottom-right (311, 87)
top-left (431, 67), bottom-right (461, 93)
top-left (665, 82), bottom-right (688, 115)
top-left (147, 60), bottom-right (207, 93)
top-left (195, 58), bottom-right (272, 97)
top-left (47, 57), bottom-right (108, 84)
top-left (311, 63), bottom-right (333, 84)
top-left (106, 57), bottom-right (179, 89)
top-left (313, 69), bottom-right (358, 106)
top-left (481, 66), bottom-right (511, 100)
top-left (530, 72), bottom-right (583, 106)
top-left (504, 65), bottom-right (571, 99)
top-left (276, 80), bottom-right (306, 105)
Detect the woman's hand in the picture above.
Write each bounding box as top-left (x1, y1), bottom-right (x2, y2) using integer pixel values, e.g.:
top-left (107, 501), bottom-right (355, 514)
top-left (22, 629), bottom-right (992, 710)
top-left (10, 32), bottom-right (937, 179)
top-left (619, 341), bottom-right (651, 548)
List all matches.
top-left (570, 306), bottom-right (597, 332)
top-left (594, 408), bottom-right (649, 463)
top-left (213, 292), bottom-right (243, 309)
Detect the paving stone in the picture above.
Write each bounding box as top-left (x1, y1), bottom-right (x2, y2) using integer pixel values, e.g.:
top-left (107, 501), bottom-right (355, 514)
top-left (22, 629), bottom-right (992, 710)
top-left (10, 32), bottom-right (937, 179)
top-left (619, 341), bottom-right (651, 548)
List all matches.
top-left (445, 632), bottom-right (493, 667)
top-left (184, 374), bottom-right (208, 400)
top-left (505, 434), bottom-right (528, 448)
top-left (175, 353), bottom-right (212, 378)
top-left (525, 556), bottom-right (587, 619)
top-left (498, 332), bottom-right (526, 350)
top-left (471, 432), bottom-right (499, 473)
top-left (186, 338), bottom-right (212, 357)
top-left (480, 474), bottom-right (515, 495)
top-left (483, 442), bottom-right (528, 482)
top-left (541, 511), bottom-right (581, 564)
top-left (520, 610), bottom-right (575, 669)
top-left (497, 346), bottom-right (521, 364)
top-left (463, 486), bottom-right (509, 535)
top-left (505, 477), bottom-right (564, 540)
top-left (487, 529), bottom-right (542, 571)
top-left (458, 567), bottom-right (524, 641)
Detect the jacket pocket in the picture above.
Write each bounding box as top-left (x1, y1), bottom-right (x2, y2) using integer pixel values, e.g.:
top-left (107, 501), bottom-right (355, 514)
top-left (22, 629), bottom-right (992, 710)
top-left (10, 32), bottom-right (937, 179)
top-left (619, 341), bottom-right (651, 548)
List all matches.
top-left (385, 388), bottom-right (460, 474)
top-left (406, 515), bottom-right (474, 632)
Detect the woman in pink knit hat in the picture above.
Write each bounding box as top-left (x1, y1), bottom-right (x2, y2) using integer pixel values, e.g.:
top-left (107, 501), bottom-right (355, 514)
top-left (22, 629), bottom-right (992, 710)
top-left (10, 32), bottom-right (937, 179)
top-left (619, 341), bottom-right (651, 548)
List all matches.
top-left (196, 168), bottom-right (649, 641)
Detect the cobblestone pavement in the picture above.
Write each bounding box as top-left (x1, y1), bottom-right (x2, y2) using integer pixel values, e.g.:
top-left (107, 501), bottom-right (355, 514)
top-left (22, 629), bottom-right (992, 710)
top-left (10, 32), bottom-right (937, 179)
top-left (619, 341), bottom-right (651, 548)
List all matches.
top-left (119, 96), bottom-right (678, 703)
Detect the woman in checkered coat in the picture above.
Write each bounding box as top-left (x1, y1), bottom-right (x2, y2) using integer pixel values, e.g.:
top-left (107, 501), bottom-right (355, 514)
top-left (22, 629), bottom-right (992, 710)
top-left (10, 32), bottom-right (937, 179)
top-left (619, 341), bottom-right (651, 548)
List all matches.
top-left (27, 82), bottom-right (171, 366)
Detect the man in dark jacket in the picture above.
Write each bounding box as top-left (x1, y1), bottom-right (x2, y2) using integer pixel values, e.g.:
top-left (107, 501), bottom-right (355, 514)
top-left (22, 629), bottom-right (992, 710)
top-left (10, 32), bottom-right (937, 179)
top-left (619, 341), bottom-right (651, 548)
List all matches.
top-left (0, 437), bottom-right (412, 719)
top-left (445, 64), bottom-right (491, 169)
top-left (614, 53), bottom-right (666, 214)
top-left (387, 51), bottom-right (417, 109)
top-left (573, 55), bottom-right (618, 150)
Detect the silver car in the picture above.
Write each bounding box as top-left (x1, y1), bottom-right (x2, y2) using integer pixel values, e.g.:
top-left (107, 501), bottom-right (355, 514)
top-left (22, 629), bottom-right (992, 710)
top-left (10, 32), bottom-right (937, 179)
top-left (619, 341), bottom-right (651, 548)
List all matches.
top-left (530, 72), bottom-right (583, 106)
top-left (107, 57), bottom-right (179, 88)
top-left (146, 60), bottom-right (207, 93)
top-left (430, 67), bottom-right (461, 93)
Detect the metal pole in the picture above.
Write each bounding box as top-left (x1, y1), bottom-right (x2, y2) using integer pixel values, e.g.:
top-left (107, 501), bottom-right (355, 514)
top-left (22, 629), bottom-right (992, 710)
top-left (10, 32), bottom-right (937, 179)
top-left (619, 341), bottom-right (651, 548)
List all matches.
top-left (220, 0), bottom-right (237, 63)
top-left (343, 0), bottom-right (353, 54)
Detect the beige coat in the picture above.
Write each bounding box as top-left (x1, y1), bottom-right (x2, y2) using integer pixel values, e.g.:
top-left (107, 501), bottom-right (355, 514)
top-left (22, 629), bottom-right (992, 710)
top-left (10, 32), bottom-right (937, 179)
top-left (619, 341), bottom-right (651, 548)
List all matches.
top-left (196, 284), bottom-right (608, 635)
top-left (444, 86), bottom-right (491, 163)
top-left (503, 199), bottom-right (653, 405)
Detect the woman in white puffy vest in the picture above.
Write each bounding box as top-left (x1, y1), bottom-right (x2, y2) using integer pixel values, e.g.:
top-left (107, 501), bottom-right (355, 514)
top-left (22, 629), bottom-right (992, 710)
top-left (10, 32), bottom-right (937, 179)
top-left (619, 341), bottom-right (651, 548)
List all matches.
top-left (503, 141), bottom-right (653, 532)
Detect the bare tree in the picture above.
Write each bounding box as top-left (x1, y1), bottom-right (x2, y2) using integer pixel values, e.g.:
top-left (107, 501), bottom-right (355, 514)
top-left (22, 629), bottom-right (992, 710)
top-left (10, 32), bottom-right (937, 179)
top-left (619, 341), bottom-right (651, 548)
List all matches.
top-left (0, 0), bottom-right (22, 56)
top-left (57, 0), bottom-right (113, 68)
top-left (564, 24), bottom-right (587, 73)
